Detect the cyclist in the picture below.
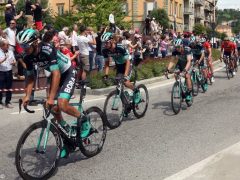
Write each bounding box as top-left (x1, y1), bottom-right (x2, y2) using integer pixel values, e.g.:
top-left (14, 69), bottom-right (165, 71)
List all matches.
top-left (231, 38), bottom-right (238, 68)
top-left (236, 37), bottom-right (240, 62)
top-left (202, 37), bottom-right (215, 82)
top-left (101, 32), bottom-right (140, 115)
top-left (190, 41), bottom-right (208, 90)
top-left (165, 35), bottom-right (182, 74)
top-left (175, 45), bottom-right (193, 101)
top-left (221, 37), bottom-right (235, 75)
top-left (17, 29), bottom-right (83, 135)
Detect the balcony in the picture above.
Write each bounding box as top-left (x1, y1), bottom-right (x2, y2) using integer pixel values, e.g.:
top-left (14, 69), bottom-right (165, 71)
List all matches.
top-left (195, 0), bottom-right (204, 6)
top-left (184, 8), bottom-right (194, 15)
top-left (195, 12), bottom-right (205, 19)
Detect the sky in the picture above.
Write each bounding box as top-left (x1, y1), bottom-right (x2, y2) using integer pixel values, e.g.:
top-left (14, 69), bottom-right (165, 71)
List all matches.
top-left (218, 0), bottom-right (240, 9)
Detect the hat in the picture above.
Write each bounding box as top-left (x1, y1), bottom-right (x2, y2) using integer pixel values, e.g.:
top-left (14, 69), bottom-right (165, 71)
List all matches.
top-left (6, 4), bottom-right (12, 8)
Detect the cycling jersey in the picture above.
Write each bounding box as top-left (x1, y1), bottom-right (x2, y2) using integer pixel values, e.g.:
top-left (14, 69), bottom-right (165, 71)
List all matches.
top-left (102, 43), bottom-right (130, 64)
top-left (221, 41), bottom-right (234, 53)
top-left (191, 44), bottom-right (204, 60)
top-left (190, 35), bottom-right (196, 43)
top-left (24, 42), bottom-right (74, 100)
top-left (176, 47), bottom-right (192, 72)
top-left (203, 41), bottom-right (211, 57)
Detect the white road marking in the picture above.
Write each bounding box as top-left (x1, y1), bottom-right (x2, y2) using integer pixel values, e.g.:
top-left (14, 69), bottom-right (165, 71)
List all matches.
top-left (164, 141), bottom-right (240, 180)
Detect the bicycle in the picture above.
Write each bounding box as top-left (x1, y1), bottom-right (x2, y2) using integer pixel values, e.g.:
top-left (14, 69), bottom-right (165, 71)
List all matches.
top-left (103, 65), bottom-right (149, 129)
top-left (15, 80), bottom-right (107, 180)
top-left (223, 55), bottom-right (234, 79)
top-left (171, 70), bottom-right (193, 115)
top-left (191, 64), bottom-right (208, 96)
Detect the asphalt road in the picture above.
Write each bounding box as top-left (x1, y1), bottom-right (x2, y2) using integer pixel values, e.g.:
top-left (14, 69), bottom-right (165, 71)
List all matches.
top-left (1, 62), bottom-right (240, 180)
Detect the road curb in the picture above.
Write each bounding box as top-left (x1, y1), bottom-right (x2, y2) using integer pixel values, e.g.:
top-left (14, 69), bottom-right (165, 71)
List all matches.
top-left (85, 60), bottom-right (221, 96)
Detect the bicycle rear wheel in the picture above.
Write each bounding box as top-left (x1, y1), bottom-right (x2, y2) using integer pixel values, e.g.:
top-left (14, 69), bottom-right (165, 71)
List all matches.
top-left (103, 90), bottom-right (124, 129)
top-left (226, 63), bottom-right (231, 79)
top-left (192, 72), bottom-right (199, 96)
top-left (171, 82), bottom-right (182, 114)
top-left (78, 107), bottom-right (107, 158)
top-left (15, 121), bottom-right (61, 180)
top-left (133, 84), bottom-right (149, 118)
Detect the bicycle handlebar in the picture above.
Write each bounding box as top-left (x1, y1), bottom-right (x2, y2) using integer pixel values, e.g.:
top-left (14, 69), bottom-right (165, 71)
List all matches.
top-left (19, 99), bottom-right (45, 114)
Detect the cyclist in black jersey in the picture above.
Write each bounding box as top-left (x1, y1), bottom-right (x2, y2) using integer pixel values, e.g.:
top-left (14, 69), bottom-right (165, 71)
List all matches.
top-left (17, 29), bottom-right (82, 131)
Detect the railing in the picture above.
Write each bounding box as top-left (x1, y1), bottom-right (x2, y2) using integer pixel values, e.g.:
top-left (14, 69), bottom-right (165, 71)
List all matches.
top-left (195, 12), bottom-right (205, 19)
top-left (184, 8), bottom-right (194, 15)
top-left (195, 0), bottom-right (204, 6)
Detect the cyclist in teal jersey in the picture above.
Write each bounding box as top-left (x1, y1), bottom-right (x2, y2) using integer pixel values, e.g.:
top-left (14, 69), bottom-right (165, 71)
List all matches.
top-left (17, 29), bottom-right (83, 132)
top-left (175, 45), bottom-right (193, 101)
top-left (101, 32), bottom-right (140, 101)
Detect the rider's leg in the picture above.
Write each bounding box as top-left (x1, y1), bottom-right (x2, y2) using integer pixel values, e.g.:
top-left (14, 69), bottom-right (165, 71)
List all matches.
top-left (124, 80), bottom-right (134, 90)
top-left (58, 99), bottom-right (81, 118)
top-left (167, 56), bottom-right (177, 72)
top-left (207, 57), bottom-right (214, 74)
top-left (185, 73), bottom-right (192, 90)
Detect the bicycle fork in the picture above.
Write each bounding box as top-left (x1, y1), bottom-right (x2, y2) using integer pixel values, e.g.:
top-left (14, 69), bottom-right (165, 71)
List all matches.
top-left (36, 119), bottom-right (51, 153)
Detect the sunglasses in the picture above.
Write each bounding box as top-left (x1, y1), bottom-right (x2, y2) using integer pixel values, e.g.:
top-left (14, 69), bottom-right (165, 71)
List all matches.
top-left (10, 22), bottom-right (16, 24)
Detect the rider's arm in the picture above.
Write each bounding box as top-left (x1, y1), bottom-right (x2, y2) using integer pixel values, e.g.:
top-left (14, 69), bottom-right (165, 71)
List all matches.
top-left (25, 74), bottom-right (34, 99)
top-left (48, 70), bottom-right (60, 102)
top-left (185, 55), bottom-right (192, 71)
top-left (124, 59), bottom-right (131, 77)
top-left (198, 51), bottom-right (205, 63)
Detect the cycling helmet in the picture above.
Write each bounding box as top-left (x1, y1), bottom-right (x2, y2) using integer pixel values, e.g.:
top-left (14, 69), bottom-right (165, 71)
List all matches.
top-left (17, 28), bottom-right (38, 47)
top-left (101, 32), bottom-right (113, 42)
top-left (199, 37), bottom-right (206, 43)
top-left (174, 38), bottom-right (183, 46)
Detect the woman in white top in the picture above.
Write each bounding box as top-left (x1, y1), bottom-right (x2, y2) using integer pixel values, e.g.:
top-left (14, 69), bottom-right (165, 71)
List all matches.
top-left (122, 32), bottom-right (137, 60)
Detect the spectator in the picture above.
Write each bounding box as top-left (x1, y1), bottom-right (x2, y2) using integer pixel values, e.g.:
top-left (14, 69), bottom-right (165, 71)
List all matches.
top-left (5, 4), bottom-right (23, 27)
top-left (58, 27), bottom-right (69, 43)
top-left (0, 27), bottom-right (6, 41)
top-left (87, 27), bottom-right (96, 72)
top-left (0, 39), bottom-right (16, 109)
top-left (145, 15), bottom-right (151, 35)
top-left (95, 26), bottom-right (106, 72)
top-left (25, 0), bottom-right (33, 28)
top-left (182, 34), bottom-right (190, 47)
top-left (152, 32), bottom-right (160, 58)
top-left (71, 24), bottom-right (79, 52)
top-left (60, 39), bottom-right (79, 69)
top-left (160, 35), bottom-right (170, 58)
top-left (77, 25), bottom-right (96, 80)
top-left (109, 12), bottom-right (116, 33)
top-left (4, 19), bottom-right (17, 52)
top-left (31, 2), bottom-right (48, 31)
top-left (52, 30), bottom-right (60, 49)
top-left (122, 31), bottom-right (137, 60)
top-left (150, 18), bottom-right (158, 35)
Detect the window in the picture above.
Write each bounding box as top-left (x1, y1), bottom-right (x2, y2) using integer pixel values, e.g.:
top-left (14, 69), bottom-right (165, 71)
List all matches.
top-left (57, 4), bottom-right (64, 16)
top-left (175, 2), bottom-right (177, 16)
top-left (146, 2), bottom-right (154, 15)
top-left (122, 3), bottom-right (128, 16)
top-left (170, 0), bottom-right (173, 15)
top-left (179, 4), bottom-right (182, 18)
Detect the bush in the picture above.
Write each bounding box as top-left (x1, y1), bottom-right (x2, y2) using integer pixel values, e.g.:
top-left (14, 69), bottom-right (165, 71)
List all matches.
top-left (212, 49), bottom-right (221, 61)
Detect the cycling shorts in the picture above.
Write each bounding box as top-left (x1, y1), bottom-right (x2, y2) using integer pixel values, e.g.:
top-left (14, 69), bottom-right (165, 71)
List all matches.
top-left (116, 63), bottom-right (132, 80)
top-left (58, 67), bottom-right (76, 100)
top-left (237, 47), bottom-right (240, 52)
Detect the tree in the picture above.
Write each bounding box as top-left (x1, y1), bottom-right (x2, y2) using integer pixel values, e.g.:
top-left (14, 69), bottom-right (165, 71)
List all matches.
top-left (193, 23), bottom-right (206, 35)
top-left (150, 8), bottom-right (169, 30)
top-left (72, 0), bottom-right (130, 29)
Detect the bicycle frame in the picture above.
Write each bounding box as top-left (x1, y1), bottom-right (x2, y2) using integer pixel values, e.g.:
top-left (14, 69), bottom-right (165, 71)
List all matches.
top-left (35, 83), bottom-right (89, 153)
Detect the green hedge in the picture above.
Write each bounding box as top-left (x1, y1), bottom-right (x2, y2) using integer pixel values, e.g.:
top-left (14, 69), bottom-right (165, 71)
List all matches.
top-left (88, 49), bottom-right (221, 89)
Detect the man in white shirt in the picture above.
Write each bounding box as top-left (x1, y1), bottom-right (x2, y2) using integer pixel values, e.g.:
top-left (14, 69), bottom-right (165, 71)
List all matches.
top-left (71, 24), bottom-right (79, 52)
top-left (4, 19), bottom-right (17, 52)
top-left (0, 39), bottom-right (16, 109)
top-left (58, 27), bottom-right (69, 44)
top-left (77, 25), bottom-right (96, 80)
top-left (87, 27), bottom-right (97, 72)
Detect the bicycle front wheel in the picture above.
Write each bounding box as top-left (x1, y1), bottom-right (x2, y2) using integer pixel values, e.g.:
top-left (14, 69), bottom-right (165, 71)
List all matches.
top-left (79, 107), bottom-right (107, 158)
top-left (15, 121), bottom-right (61, 180)
top-left (133, 84), bottom-right (149, 118)
top-left (103, 90), bottom-right (124, 129)
top-left (171, 82), bottom-right (182, 114)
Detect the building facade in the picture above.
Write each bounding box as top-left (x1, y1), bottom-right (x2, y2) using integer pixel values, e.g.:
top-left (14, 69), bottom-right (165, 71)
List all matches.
top-left (48, 0), bottom-right (73, 16)
top-left (183, 0), bottom-right (194, 32)
top-left (215, 24), bottom-right (233, 37)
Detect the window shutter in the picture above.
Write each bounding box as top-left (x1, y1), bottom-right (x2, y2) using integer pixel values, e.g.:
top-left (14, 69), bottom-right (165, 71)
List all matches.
top-left (154, 1), bottom-right (158, 9)
top-left (126, 2), bottom-right (129, 16)
top-left (144, 2), bottom-right (147, 18)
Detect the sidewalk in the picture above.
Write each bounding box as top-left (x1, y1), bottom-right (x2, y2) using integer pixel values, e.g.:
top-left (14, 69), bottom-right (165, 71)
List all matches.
top-left (164, 142), bottom-right (240, 180)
